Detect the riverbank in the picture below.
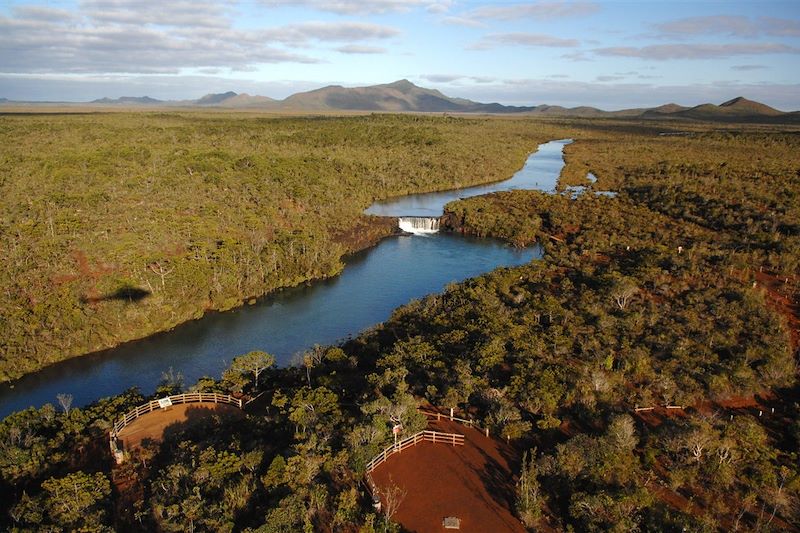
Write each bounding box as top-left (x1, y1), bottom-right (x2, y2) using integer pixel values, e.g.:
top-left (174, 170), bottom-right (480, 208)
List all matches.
top-left (332, 215), bottom-right (401, 254)
top-left (0, 137), bottom-right (574, 414)
top-left (0, 233), bottom-right (539, 417)
top-left (1, 214), bottom-right (402, 383)
top-left (1, 113), bottom-right (562, 382)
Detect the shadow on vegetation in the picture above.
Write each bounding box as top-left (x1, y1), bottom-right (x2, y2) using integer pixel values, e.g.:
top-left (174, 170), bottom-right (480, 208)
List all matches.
top-left (81, 285), bottom-right (151, 304)
top-left (160, 404), bottom-right (244, 442)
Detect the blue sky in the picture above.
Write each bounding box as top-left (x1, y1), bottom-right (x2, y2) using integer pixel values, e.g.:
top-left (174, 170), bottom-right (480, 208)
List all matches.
top-left (1, 0), bottom-right (799, 109)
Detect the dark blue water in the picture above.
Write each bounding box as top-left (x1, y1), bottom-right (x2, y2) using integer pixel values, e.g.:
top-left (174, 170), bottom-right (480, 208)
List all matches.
top-left (0, 139), bottom-right (570, 418)
top-left (0, 235), bottom-right (539, 417)
top-left (365, 139), bottom-right (571, 217)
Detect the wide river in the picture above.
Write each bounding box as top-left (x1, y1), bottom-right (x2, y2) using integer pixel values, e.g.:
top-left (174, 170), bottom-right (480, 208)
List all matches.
top-left (0, 139), bottom-right (570, 418)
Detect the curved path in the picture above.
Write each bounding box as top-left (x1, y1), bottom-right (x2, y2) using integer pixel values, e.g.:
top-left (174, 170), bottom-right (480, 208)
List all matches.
top-left (370, 418), bottom-right (525, 533)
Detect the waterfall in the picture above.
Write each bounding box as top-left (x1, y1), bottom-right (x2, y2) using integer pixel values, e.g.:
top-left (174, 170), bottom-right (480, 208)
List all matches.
top-left (398, 216), bottom-right (440, 234)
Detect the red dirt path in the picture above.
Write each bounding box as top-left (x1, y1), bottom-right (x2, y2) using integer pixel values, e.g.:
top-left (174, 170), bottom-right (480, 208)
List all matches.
top-left (370, 418), bottom-right (525, 533)
top-left (116, 402), bottom-right (243, 451)
top-left (756, 271), bottom-right (799, 350)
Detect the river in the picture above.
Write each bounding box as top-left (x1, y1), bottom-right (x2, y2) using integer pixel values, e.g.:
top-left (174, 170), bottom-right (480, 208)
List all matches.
top-left (366, 139), bottom-right (570, 216)
top-left (0, 139), bottom-right (570, 418)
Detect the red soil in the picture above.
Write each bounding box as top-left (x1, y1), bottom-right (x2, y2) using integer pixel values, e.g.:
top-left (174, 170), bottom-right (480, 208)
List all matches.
top-left (116, 402), bottom-right (243, 451)
top-left (370, 418), bottom-right (525, 533)
top-left (632, 407), bottom-right (689, 428)
top-left (755, 271), bottom-right (799, 351)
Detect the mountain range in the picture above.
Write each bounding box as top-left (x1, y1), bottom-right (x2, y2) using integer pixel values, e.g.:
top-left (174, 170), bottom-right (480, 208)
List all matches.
top-left (3, 80), bottom-right (798, 123)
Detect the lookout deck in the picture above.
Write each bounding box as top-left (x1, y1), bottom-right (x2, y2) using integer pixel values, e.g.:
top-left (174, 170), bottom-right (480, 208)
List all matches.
top-left (115, 402), bottom-right (243, 451)
top-left (370, 417), bottom-right (525, 533)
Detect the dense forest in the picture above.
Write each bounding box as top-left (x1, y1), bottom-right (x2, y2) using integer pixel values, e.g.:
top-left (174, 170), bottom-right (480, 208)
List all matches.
top-left (440, 125), bottom-right (800, 529)
top-left (0, 113), bottom-right (564, 381)
top-left (1, 115), bottom-right (798, 531)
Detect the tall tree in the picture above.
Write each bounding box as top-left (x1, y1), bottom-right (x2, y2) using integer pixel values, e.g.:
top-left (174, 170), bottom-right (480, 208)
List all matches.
top-left (224, 350), bottom-right (276, 391)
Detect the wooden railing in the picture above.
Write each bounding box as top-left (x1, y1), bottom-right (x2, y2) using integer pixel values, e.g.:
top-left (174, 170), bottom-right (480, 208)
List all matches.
top-left (419, 408), bottom-right (489, 436)
top-left (634, 405), bottom-right (684, 413)
top-left (111, 392), bottom-right (243, 436)
top-left (365, 430), bottom-right (464, 474)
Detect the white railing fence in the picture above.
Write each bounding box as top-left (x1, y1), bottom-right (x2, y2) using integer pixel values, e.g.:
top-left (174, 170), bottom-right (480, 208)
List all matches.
top-left (365, 429), bottom-right (464, 474)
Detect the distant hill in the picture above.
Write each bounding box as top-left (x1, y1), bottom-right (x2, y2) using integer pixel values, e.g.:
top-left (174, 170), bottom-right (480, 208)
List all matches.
top-left (281, 80), bottom-right (533, 113)
top-left (195, 91), bottom-right (238, 105)
top-left (3, 83), bottom-right (797, 122)
top-left (525, 96), bottom-right (798, 123)
top-left (649, 103), bottom-right (690, 114)
top-left (212, 93), bottom-right (278, 108)
top-left (82, 81), bottom-right (531, 113)
top-left (90, 96), bottom-right (163, 105)
top-left (642, 96), bottom-right (792, 122)
top-left (719, 96), bottom-right (782, 115)
top-left (525, 104), bottom-right (634, 118)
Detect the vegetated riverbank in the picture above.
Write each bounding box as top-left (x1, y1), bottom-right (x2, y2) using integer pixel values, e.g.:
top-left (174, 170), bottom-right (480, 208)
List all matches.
top-left (0, 230), bottom-right (539, 418)
top-left (0, 112), bottom-right (569, 382)
top-left (364, 138), bottom-right (571, 218)
top-left (0, 138), bottom-right (565, 416)
top-left (331, 214), bottom-right (401, 254)
top-left (441, 199), bottom-right (539, 246)
top-left (2, 120), bottom-right (798, 532)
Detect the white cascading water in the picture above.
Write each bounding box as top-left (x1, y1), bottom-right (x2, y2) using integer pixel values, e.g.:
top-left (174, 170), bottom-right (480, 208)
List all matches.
top-left (398, 216), bottom-right (440, 234)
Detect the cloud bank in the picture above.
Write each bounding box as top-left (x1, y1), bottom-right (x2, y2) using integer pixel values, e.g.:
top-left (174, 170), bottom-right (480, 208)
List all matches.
top-left (0, 1), bottom-right (400, 74)
top-left (595, 43), bottom-right (799, 60)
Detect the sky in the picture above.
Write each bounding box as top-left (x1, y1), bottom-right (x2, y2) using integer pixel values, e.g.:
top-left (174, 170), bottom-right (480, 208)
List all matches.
top-left (1, 0), bottom-right (799, 109)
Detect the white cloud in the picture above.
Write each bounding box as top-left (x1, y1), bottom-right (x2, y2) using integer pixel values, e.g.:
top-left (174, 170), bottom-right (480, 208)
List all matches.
top-left (470, 1), bottom-right (599, 21)
top-left (80, 0), bottom-right (231, 28)
top-left (656, 15), bottom-right (758, 38)
top-left (265, 22), bottom-right (400, 43)
top-left (335, 45), bottom-right (387, 54)
top-left (443, 1), bottom-right (598, 27)
top-left (0, 5), bottom-right (401, 74)
top-left (0, 14), bottom-right (320, 73)
top-left (261, 0), bottom-right (448, 15)
top-left (595, 43), bottom-right (799, 60)
top-left (762, 17), bottom-right (800, 37)
top-left (421, 74), bottom-right (463, 82)
top-left (425, 1), bottom-right (453, 14)
top-left (419, 74), bottom-right (497, 83)
top-left (655, 15), bottom-right (800, 38)
top-left (561, 51), bottom-right (592, 61)
top-left (440, 15), bottom-right (486, 28)
top-left (731, 64), bottom-right (767, 71)
top-left (470, 32), bottom-right (579, 50)
top-left (12, 5), bottom-right (78, 22)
